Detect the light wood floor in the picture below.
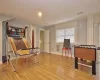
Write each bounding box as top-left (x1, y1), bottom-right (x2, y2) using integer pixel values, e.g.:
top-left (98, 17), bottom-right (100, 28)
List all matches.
top-left (0, 53), bottom-right (95, 80)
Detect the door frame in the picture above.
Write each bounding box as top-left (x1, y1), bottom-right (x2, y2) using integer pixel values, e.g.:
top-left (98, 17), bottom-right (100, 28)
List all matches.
top-left (32, 30), bottom-right (34, 48)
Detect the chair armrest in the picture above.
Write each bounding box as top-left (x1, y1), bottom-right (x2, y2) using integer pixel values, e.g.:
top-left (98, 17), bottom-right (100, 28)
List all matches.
top-left (16, 47), bottom-right (39, 54)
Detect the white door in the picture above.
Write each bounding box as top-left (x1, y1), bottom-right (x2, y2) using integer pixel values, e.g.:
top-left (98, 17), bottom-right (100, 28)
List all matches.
top-left (44, 30), bottom-right (50, 53)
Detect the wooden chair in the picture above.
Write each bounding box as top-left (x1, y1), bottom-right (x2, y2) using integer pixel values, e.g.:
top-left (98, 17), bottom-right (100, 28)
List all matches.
top-left (7, 37), bottom-right (39, 71)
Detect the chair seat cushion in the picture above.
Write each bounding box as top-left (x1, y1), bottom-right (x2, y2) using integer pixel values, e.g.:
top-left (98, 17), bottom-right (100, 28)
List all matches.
top-left (62, 48), bottom-right (68, 50)
top-left (17, 50), bottom-right (30, 55)
top-left (62, 48), bottom-right (71, 50)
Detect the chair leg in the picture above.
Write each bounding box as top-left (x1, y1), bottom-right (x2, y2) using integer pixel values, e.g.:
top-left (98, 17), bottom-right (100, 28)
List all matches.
top-left (15, 55), bottom-right (18, 65)
top-left (68, 50), bottom-right (70, 58)
top-left (34, 55), bottom-right (39, 63)
top-left (8, 55), bottom-right (16, 72)
top-left (62, 50), bottom-right (63, 56)
top-left (29, 54), bottom-right (39, 64)
top-left (7, 55), bottom-right (9, 65)
top-left (65, 50), bottom-right (67, 57)
top-left (70, 49), bottom-right (72, 58)
top-left (68, 49), bottom-right (72, 58)
top-left (25, 57), bottom-right (29, 65)
top-left (67, 49), bottom-right (69, 57)
top-left (9, 60), bottom-right (16, 72)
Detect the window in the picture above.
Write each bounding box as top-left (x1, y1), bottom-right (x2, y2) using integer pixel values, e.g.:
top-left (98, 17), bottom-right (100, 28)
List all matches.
top-left (56, 28), bottom-right (75, 43)
top-left (56, 29), bottom-right (64, 43)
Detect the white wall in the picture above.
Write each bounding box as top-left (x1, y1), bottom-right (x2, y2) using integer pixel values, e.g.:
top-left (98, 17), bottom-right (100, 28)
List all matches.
top-left (2, 21), bottom-right (7, 57)
top-left (93, 14), bottom-right (100, 46)
top-left (76, 17), bottom-right (87, 44)
top-left (46, 13), bottom-right (100, 77)
top-left (47, 17), bottom-right (87, 56)
top-left (47, 13), bottom-right (100, 56)
top-left (55, 20), bottom-right (77, 30)
top-left (0, 21), bottom-right (2, 63)
top-left (0, 20), bottom-right (10, 63)
top-left (93, 24), bottom-right (99, 46)
top-left (87, 15), bottom-right (94, 45)
top-left (8, 19), bottom-right (28, 28)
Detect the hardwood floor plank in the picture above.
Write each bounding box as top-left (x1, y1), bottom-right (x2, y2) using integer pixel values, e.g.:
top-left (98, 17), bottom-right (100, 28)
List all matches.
top-left (0, 53), bottom-right (95, 80)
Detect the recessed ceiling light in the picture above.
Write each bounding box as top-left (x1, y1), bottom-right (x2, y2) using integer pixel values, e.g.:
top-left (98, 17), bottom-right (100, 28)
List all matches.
top-left (38, 12), bottom-right (42, 17)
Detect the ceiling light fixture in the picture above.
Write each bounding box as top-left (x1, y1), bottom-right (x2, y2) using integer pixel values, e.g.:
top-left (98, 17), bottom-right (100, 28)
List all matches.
top-left (38, 12), bottom-right (42, 17)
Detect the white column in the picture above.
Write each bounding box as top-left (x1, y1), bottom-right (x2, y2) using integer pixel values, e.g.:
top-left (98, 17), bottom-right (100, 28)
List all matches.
top-left (87, 15), bottom-right (94, 45)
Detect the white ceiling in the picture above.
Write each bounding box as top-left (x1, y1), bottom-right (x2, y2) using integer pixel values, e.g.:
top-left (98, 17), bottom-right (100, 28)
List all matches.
top-left (0, 0), bottom-right (100, 26)
top-left (0, 14), bottom-right (14, 21)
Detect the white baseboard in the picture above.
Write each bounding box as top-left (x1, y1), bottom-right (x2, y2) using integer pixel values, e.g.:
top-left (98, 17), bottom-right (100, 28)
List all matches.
top-left (51, 52), bottom-right (74, 58)
top-left (51, 52), bottom-right (62, 55)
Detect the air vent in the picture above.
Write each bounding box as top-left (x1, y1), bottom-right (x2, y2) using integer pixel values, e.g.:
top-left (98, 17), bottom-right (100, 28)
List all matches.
top-left (77, 12), bottom-right (83, 15)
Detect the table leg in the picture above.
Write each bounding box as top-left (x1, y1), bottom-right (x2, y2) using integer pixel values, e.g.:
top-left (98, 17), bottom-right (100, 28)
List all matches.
top-left (75, 57), bottom-right (78, 69)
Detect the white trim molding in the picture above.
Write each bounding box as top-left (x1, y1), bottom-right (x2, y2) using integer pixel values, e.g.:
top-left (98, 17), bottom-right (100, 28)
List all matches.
top-left (51, 52), bottom-right (74, 58)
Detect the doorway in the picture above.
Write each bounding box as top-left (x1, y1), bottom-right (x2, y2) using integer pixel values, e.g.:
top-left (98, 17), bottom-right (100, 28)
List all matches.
top-left (40, 30), bottom-right (44, 52)
top-left (44, 30), bottom-right (50, 53)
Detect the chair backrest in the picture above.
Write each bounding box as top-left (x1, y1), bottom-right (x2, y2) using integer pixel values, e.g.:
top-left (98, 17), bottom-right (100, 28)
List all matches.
top-left (63, 39), bottom-right (70, 48)
top-left (8, 37), bottom-right (28, 53)
top-left (23, 38), bottom-right (32, 48)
